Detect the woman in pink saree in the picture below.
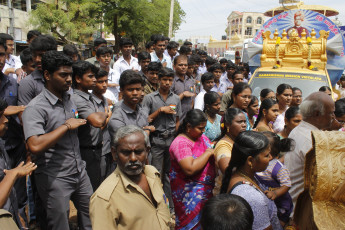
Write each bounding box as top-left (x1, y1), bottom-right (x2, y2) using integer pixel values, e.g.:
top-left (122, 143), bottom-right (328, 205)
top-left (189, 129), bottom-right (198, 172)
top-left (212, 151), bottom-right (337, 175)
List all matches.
top-left (169, 109), bottom-right (216, 229)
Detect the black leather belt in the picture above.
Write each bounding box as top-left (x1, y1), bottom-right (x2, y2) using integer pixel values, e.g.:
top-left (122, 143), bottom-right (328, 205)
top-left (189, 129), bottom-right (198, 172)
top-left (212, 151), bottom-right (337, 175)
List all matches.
top-left (152, 130), bottom-right (175, 139)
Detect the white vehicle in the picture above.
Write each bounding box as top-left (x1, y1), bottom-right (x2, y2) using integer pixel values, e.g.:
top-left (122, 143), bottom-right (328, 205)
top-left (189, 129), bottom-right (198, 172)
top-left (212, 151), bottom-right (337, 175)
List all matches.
top-left (241, 39), bottom-right (251, 63)
top-left (224, 51), bottom-right (235, 63)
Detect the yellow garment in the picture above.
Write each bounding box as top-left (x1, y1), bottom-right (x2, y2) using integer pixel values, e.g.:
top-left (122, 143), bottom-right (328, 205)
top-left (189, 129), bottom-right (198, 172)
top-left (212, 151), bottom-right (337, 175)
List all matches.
top-left (295, 131), bottom-right (345, 230)
top-left (213, 138), bottom-right (233, 195)
top-left (0, 209), bottom-right (19, 230)
top-left (90, 165), bottom-right (172, 230)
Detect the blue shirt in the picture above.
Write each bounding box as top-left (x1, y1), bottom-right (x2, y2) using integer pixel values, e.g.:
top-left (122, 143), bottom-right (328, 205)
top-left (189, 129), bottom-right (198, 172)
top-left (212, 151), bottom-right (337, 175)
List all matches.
top-left (204, 114), bottom-right (222, 142)
top-left (150, 52), bottom-right (172, 69)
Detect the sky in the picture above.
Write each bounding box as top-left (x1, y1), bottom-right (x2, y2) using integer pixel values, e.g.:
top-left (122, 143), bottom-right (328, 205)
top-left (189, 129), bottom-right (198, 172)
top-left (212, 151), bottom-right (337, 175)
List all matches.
top-left (174, 0), bottom-right (345, 40)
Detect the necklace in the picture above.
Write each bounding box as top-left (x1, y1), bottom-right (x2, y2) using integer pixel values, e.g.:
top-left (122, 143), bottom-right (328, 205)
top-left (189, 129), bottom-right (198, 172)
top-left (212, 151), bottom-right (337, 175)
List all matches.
top-left (237, 171), bottom-right (264, 192)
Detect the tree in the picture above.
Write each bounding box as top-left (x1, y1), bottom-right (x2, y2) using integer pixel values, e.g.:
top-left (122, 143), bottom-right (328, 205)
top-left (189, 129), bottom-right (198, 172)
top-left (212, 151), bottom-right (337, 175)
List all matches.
top-left (29, 0), bottom-right (102, 44)
top-left (101, 0), bottom-right (185, 52)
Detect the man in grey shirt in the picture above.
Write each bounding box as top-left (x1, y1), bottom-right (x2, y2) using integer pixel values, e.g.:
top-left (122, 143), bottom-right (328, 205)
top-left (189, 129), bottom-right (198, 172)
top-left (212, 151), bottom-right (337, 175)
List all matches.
top-left (18, 35), bottom-right (57, 106)
top-left (171, 55), bottom-right (196, 121)
top-left (108, 70), bottom-right (154, 140)
top-left (92, 69), bottom-right (114, 178)
top-left (72, 61), bottom-right (108, 190)
top-left (142, 67), bottom-right (182, 213)
top-left (22, 51), bottom-right (93, 230)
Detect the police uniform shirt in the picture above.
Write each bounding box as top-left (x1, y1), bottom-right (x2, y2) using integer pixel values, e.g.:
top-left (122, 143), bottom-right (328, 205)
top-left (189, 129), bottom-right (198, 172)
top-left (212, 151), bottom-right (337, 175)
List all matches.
top-left (90, 165), bottom-right (172, 230)
top-left (22, 88), bottom-right (84, 177)
top-left (18, 69), bottom-right (44, 106)
top-left (108, 101), bottom-right (148, 139)
top-left (171, 74), bottom-right (195, 121)
top-left (142, 91), bottom-right (182, 133)
top-left (72, 89), bottom-right (102, 149)
top-left (92, 93), bottom-right (111, 155)
top-left (0, 209), bottom-right (19, 230)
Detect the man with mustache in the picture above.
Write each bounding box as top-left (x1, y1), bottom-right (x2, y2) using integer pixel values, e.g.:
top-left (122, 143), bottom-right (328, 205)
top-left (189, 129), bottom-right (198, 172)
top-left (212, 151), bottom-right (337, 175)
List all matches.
top-left (72, 61), bottom-right (109, 190)
top-left (90, 125), bottom-right (172, 229)
top-left (108, 70), bottom-right (154, 140)
top-left (22, 51), bottom-right (93, 230)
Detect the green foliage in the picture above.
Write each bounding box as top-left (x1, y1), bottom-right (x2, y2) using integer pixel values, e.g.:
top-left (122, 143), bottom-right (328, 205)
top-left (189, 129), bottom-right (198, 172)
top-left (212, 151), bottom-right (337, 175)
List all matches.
top-left (102, 0), bottom-right (185, 48)
top-left (29, 0), bottom-right (185, 47)
top-left (29, 0), bottom-right (102, 44)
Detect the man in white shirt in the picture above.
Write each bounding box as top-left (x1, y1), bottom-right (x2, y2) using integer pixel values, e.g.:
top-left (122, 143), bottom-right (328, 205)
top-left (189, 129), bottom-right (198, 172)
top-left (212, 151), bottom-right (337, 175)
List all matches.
top-left (113, 37), bottom-right (139, 81)
top-left (194, 72), bottom-right (215, 110)
top-left (197, 50), bottom-right (207, 75)
top-left (97, 47), bottom-right (119, 101)
top-left (165, 41), bottom-right (179, 62)
top-left (285, 92), bottom-right (335, 212)
top-left (0, 33), bottom-right (23, 81)
top-left (150, 35), bottom-right (172, 69)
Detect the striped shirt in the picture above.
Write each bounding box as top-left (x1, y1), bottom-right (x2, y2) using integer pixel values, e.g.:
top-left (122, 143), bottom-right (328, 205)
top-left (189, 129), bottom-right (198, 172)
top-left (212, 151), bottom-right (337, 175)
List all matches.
top-left (256, 159), bottom-right (291, 187)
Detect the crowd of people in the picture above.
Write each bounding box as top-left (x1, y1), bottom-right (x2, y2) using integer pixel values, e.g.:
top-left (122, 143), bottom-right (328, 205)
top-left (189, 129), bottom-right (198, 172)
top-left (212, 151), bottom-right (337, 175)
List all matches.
top-left (0, 29), bottom-right (344, 230)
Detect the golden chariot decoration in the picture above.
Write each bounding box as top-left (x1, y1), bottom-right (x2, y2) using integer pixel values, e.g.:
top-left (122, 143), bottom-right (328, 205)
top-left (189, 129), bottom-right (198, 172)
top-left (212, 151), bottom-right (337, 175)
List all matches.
top-left (260, 28), bottom-right (329, 71)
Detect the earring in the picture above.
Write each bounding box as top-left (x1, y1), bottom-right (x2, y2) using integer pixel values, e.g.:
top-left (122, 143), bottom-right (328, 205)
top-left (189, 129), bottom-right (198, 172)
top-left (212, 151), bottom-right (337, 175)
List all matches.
top-left (227, 127), bottom-right (230, 132)
top-left (250, 164), bottom-right (253, 170)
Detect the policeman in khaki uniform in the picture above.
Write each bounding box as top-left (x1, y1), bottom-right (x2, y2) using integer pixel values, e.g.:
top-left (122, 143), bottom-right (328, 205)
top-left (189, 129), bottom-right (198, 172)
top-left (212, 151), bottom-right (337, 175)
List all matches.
top-left (90, 125), bottom-right (172, 230)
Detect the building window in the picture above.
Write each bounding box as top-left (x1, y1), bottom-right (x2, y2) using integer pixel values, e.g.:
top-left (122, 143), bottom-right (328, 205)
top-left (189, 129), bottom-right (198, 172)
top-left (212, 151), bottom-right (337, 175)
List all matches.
top-left (13, 0), bottom-right (27, 11)
top-left (235, 29), bottom-right (238, 34)
top-left (257, 17), bottom-right (262, 24)
top-left (232, 20), bottom-right (235, 25)
top-left (231, 30), bottom-right (234, 36)
top-left (246, 16), bottom-right (252, 24)
top-left (236, 19), bottom-right (239, 24)
top-left (245, 27), bottom-right (252, 35)
top-left (240, 18), bottom-right (242, 23)
top-left (0, 0), bottom-right (28, 11)
top-left (0, 0), bottom-right (7, 6)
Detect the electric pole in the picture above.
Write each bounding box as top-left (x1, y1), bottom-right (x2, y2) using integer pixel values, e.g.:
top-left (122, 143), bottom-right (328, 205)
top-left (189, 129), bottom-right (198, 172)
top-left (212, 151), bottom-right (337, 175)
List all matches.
top-left (7, 0), bottom-right (14, 38)
top-left (168, 0), bottom-right (174, 38)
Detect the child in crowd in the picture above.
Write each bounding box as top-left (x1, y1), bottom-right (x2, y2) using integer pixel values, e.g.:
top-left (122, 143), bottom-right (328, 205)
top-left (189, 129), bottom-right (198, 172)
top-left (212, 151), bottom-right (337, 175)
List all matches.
top-left (137, 51), bottom-right (151, 82)
top-left (209, 63), bottom-right (225, 95)
top-left (20, 48), bottom-right (35, 77)
top-left (219, 58), bottom-right (228, 80)
top-left (63, 44), bottom-right (79, 62)
top-left (143, 62), bottom-right (162, 95)
top-left (205, 56), bottom-right (217, 72)
top-left (203, 92), bottom-right (222, 143)
top-left (338, 75), bottom-right (345, 99)
top-left (255, 132), bottom-right (294, 226)
top-left (247, 95), bottom-right (259, 129)
top-left (194, 72), bottom-right (215, 110)
top-left (96, 47), bottom-right (118, 102)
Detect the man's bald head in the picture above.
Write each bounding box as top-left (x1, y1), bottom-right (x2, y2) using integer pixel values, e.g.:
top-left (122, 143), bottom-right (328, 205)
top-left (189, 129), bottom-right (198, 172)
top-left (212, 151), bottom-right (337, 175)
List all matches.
top-left (300, 92), bottom-right (335, 130)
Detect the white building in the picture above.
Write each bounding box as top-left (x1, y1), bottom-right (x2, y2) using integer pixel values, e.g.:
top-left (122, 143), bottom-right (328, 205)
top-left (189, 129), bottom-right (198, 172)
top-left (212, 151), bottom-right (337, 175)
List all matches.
top-left (226, 11), bottom-right (265, 43)
top-left (0, 0), bottom-right (48, 54)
